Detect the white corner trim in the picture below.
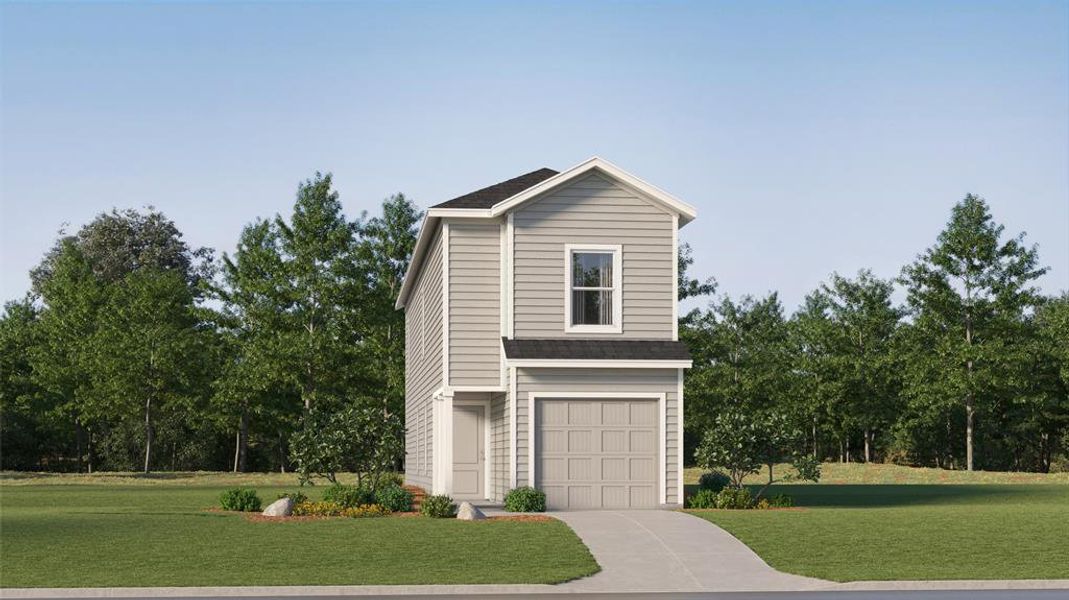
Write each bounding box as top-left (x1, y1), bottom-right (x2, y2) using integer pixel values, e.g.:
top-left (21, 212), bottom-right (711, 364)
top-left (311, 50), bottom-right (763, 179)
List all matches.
top-left (454, 397), bottom-right (492, 501)
top-left (672, 213), bottom-right (679, 342)
top-left (441, 223), bottom-right (451, 387)
top-left (661, 391), bottom-right (667, 505)
top-left (677, 368), bottom-right (685, 505)
top-left (509, 366), bottom-right (517, 489)
top-left (506, 213), bottom-right (515, 339)
top-left (564, 243), bottom-right (623, 334)
top-left (526, 392), bottom-right (668, 502)
top-left (505, 359), bottom-right (693, 369)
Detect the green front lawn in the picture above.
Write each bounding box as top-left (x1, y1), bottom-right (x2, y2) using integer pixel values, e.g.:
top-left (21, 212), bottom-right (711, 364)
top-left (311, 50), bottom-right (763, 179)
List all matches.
top-left (687, 481), bottom-right (1069, 581)
top-left (0, 480), bottom-right (599, 588)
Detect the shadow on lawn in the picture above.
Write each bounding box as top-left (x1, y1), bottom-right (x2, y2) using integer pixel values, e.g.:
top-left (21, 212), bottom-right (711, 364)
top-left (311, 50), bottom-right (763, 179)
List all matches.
top-left (683, 483), bottom-right (1067, 508)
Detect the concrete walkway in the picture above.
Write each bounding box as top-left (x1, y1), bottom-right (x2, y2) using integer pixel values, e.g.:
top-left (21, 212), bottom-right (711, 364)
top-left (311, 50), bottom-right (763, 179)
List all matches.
top-left (552, 509), bottom-right (826, 592)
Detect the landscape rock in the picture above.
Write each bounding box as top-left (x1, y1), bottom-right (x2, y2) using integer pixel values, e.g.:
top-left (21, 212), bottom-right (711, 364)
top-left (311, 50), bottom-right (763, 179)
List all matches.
top-left (262, 497), bottom-right (294, 517)
top-left (456, 501), bottom-right (486, 521)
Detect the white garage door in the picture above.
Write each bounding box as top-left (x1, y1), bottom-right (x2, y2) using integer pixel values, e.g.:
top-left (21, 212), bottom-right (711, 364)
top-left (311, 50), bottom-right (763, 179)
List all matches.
top-left (535, 398), bottom-right (659, 510)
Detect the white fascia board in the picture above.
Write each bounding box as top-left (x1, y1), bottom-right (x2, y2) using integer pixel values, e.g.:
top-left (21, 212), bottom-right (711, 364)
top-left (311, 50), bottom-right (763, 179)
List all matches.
top-left (505, 359), bottom-right (692, 369)
top-left (395, 214), bottom-right (437, 309)
top-left (426, 208), bottom-right (493, 218)
top-left (489, 157), bottom-right (697, 225)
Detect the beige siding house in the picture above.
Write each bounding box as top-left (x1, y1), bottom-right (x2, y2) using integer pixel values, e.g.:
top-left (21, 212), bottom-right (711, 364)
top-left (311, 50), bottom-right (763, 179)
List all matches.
top-left (396, 157), bottom-right (696, 509)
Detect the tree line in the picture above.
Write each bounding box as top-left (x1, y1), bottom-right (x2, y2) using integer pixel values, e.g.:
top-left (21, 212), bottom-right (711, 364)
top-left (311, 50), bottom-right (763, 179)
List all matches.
top-left (1, 173), bottom-right (419, 473)
top-left (680, 195), bottom-right (1068, 472)
top-left (1, 178), bottom-right (1066, 474)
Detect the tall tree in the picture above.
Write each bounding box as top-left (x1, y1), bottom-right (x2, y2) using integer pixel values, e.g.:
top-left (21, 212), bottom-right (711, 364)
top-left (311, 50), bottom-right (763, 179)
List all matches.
top-left (89, 269), bottom-right (210, 472)
top-left (684, 293), bottom-right (793, 440)
top-left (274, 173), bottom-right (366, 412)
top-left (900, 195), bottom-right (1046, 470)
top-left (819, 270), bottom-right (903, 462)
top-left (354, 194), bottom-right (421, 417)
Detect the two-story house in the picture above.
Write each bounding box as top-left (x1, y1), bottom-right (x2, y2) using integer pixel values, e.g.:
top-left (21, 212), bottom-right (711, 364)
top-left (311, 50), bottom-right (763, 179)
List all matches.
top-left (395, 157), bottom-right (695, 510)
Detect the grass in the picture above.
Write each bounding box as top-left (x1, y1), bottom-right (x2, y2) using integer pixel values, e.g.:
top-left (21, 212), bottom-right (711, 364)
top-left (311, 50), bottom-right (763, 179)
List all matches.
top-left (684, 462), bottom-right (1069, 485)
top-left (684, 464), bottom-right (1069, 581)
top-left (0, 476), bottom-right (599, 588)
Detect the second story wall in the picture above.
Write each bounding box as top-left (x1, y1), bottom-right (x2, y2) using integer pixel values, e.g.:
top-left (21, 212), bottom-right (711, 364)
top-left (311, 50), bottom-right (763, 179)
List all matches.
top-left (448, 221), bottom-right (502, 387)
top-left (404, 227), bottom-right (444, 488)
top-left (512, 172), bottom-right (676, 339)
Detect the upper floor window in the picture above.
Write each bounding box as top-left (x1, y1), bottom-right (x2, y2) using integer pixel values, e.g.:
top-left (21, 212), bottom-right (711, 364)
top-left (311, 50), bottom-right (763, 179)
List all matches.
top-left (565, 244), bottom-right (622, 333)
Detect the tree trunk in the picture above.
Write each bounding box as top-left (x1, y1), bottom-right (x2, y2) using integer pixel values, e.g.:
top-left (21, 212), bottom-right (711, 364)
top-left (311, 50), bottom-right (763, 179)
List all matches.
top-left (846, 436), bottom-right (851, 463)
top-left (233, 410), bottom-right (249, 472)
top-left (143, 397), bottom-right (154, 474)
top-left (864, 428), bottom-right (871, 463)
top-left (812, 422), bottom-right (818, 459)
top-left (278, 431), bottom-right (287, 473)
top-left (966, 398), bottom-right (975, 471)
top-left (87, 430), bottom-right (94, 474)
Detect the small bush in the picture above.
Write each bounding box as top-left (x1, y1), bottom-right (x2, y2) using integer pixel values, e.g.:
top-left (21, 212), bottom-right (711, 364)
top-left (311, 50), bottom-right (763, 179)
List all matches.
top-left (755, 498), bottom-right (770, 510)
top-left (375, 484), bottom-right (413, 512)
top-left (686, 488), bottom-right (719, 509)
top-left (379, 472), bottom-right (405, 487)
top-left (420, 494), bottom-right (457, 518)
top-left (343, 504), bottom-right (391, 518)
top-left (767, 493), bottom-right (793, 508)
top-left (292, 501), bottom-right (344, 517)
top-left (277, 491), bottom-right (308, 505)
top-left (322, 483), bottom-right (374, 508)
top-left (219, 488), bottom-right (261, 512)
top-left (504, 486), bottom-right (546, 512)
top-left (698, 471), bottom-right (731, 493)
top-left (714, 487), bottom-right (752, 509)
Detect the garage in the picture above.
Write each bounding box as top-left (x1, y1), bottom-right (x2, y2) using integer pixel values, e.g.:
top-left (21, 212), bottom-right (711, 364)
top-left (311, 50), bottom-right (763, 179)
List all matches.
top-left (534, 397), bottom-right (660, 510)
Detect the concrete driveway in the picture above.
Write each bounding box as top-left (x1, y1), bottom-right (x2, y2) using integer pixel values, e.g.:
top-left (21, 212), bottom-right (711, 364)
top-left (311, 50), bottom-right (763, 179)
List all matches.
top-left (552, 510), bottom-right (826, 592)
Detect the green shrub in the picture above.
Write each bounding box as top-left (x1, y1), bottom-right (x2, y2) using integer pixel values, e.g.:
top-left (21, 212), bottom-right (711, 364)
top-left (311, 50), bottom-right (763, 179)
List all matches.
top-left (277, 491), bottom-right (308, 505)
top-left (343, 504), bottom-right (391, 518)
top-left (686, 488), bottom-right (719, 509)
top-left (714, 487), bottom-right (752, 509)
top-left (375, 484), bottom-right (413, 512)
top-left (504, 486), bottom-right (546, 512)
top-left (292, 501), bottom-right (343, 517)
top-left (698, 471), bottom-right (731, 493)
top-left (219, 488), bottom-right (261, 512)
top-left (420, 494), bottom-right (456, 518)
top-left (379, 472), bottom-right (404, 487)
top-left (768, 493), bottom-right (793, 508)
top-left (322, 483), bottom-right (374, 508)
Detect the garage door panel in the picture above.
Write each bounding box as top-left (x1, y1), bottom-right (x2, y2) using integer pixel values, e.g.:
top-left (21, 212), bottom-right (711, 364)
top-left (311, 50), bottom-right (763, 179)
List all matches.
top-left (535, 398), bottom-right (660, 510)
top-left (601, 403), bottom-right (628, 425)
top-left (601, 486), bottom-right (628, 508)
top-left (630, 429), bottom-right (655, 452)
top-left (601, 429), bottom-right (626, 451)
top-left (568, 430), bottom-right (592, 452)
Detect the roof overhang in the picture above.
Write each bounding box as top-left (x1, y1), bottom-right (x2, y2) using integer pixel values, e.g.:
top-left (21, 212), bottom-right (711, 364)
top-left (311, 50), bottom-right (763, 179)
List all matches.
top-left (396, 156), bottom-right (698, 309)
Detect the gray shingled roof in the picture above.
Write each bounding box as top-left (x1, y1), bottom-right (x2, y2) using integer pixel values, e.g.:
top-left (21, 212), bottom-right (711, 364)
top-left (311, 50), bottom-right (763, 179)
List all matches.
top-left (502, 338), bottom-right (691, 361)
top-left (432, 168), bottom-right (559, 209)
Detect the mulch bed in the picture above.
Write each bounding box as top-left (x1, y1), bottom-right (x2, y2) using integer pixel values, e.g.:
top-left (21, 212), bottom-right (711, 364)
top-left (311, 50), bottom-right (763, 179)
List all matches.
top-left (211, 508), bottom-right (556, 523)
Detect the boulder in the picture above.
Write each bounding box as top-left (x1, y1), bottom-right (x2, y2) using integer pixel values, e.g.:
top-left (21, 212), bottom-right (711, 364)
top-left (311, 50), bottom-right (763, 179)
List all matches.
top-left (262, 497), bottom-right (294, 517)
top-left (456, 501), bottom-right (486, 521)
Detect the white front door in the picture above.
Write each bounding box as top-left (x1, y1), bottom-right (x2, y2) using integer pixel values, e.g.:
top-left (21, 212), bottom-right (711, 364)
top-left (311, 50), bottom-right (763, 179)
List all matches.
top-left (452, 404), bottom-right (485, 499)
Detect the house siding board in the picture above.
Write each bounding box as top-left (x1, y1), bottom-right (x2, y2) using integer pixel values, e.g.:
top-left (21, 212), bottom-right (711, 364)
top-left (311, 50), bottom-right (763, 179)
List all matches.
top-left (490, 391), bottom-right (509, 501)
top-left (448, 222), bottom-right (502, 387)
top-left (514, 367), bottom-right (681, 505)
top-left (512, 173), bottom-right (675, 339)
top-left (404, 228), bottom-right (444, 491)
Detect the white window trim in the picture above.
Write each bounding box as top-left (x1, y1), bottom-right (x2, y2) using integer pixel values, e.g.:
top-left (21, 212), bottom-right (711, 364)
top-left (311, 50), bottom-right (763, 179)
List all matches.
top-left (527, 391), bottom-right (668, 506)
top-left (564, 243), bottom-right (623, 334)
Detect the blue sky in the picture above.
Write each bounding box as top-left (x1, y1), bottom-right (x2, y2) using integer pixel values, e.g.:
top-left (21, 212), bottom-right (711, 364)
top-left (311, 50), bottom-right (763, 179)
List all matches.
top-left (2, 1), bottom-right (1066, 311)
